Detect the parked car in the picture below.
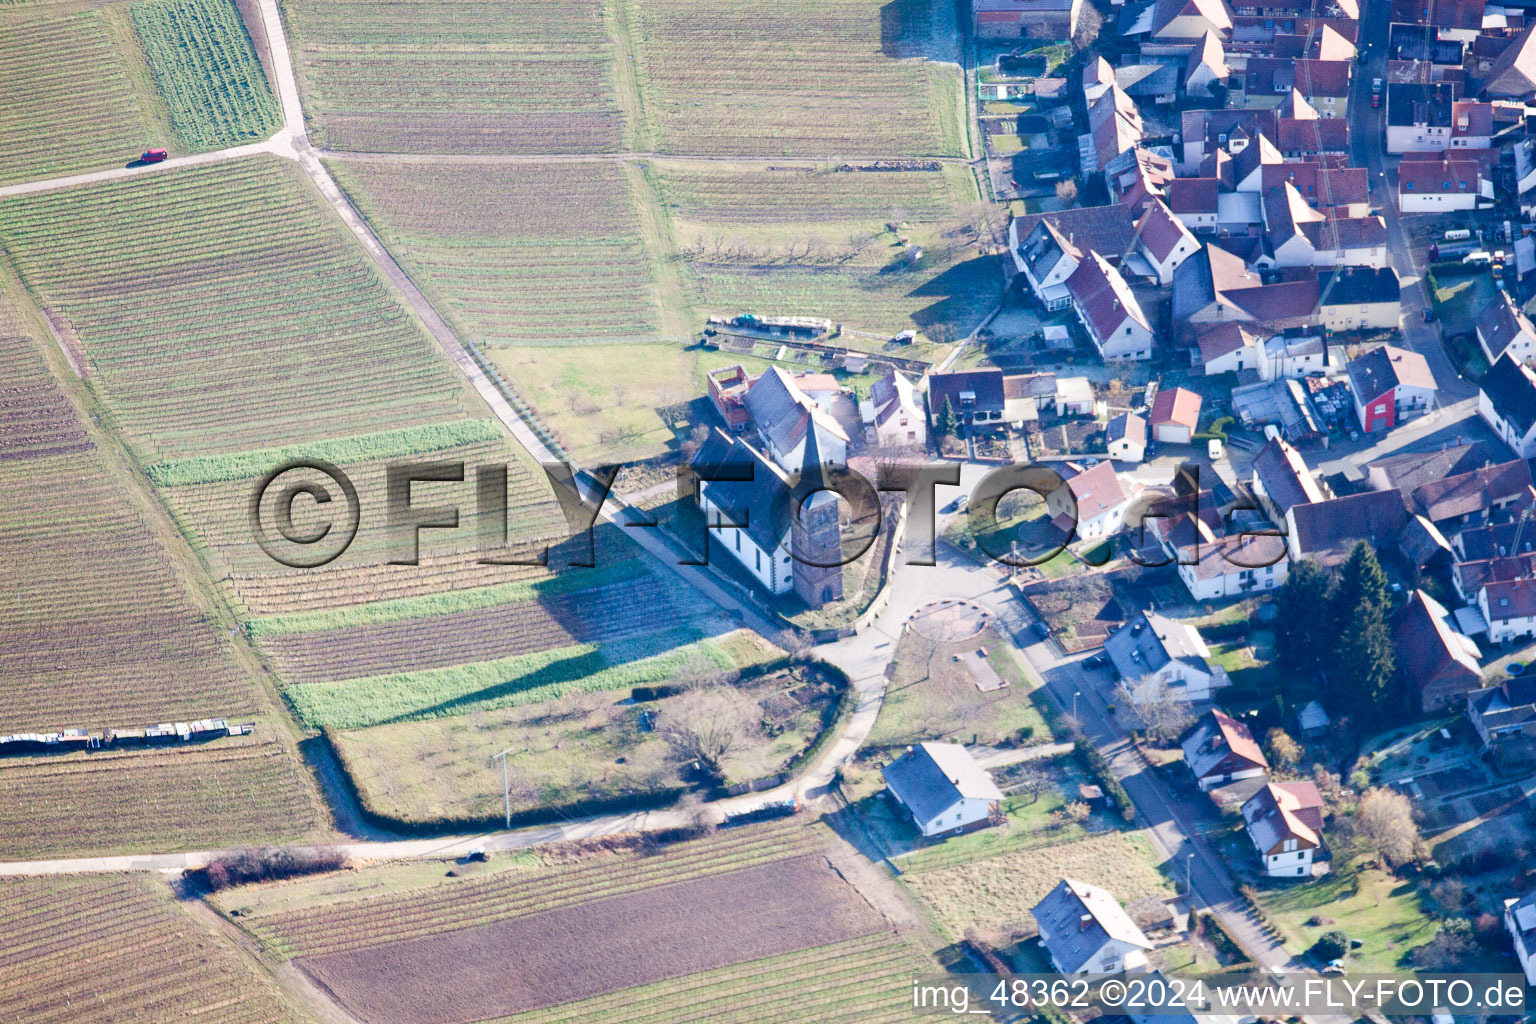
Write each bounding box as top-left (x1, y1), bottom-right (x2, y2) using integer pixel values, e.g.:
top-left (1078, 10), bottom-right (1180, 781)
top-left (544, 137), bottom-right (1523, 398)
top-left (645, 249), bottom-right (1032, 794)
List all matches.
top-left (140, 148), bottom-right (168, 164)
top-left (1208, 439), bottom-right (1225, 461)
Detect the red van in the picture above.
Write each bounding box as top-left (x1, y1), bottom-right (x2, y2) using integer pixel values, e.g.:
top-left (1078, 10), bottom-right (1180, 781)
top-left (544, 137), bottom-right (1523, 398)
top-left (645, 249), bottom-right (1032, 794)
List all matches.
top-left (140, 149), bottom-right (168, 164)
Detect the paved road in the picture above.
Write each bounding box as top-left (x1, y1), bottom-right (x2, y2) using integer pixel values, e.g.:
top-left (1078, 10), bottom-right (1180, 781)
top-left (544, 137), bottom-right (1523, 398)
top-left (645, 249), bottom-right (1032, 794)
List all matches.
top-left (1352, 0), bottom-right (1476, 405)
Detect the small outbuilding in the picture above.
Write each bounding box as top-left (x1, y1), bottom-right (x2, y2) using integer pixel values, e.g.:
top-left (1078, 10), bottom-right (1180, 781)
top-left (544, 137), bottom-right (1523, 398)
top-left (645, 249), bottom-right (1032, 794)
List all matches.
top-left (1149, 387), bottom-right (1202, 444)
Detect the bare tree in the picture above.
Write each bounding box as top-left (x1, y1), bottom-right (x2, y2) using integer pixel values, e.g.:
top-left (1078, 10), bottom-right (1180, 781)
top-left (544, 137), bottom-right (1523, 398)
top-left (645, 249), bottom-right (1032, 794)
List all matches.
top-left (1265, 728), bottom-right (1303, 774)
top-left (1073, 2), bottom-right (1104, 50)
top-left (656, 687), bottom-right (762, 781)
top-left (1114, 681), bottom-right (1194, 744)
top-left (1012, 761), bottom-right (1051, 804)
top-left (1353, 787), bottom-right (1425, 868)
top-left (1054, 178), bottom-right (1079, 208)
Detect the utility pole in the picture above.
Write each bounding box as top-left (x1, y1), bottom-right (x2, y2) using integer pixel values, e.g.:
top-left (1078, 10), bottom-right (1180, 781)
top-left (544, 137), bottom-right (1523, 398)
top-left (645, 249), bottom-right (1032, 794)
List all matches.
top-left (1073, 689), bottom-right (1081, 721)
top-left (1186, 852), bottom-right (1195, 897)
top-left (492, 746), bottom-right (518, 830)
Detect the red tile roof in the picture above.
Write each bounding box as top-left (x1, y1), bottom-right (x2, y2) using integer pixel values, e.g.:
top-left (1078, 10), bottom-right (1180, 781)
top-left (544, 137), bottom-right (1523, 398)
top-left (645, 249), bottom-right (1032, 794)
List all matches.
top-left (1150, 386), bottom-right (1202, 430)
top-left (1135, 198), bottom-right (1195, 262)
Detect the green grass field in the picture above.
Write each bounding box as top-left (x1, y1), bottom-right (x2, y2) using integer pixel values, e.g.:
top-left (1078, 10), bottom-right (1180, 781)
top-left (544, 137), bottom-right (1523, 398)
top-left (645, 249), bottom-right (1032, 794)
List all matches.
top-left (1252, 862), bottom-right (1438, 971)
top-left (132, 0), bottom-right (280, 148)
top-left (901, 831), bottom-right (1174, 940)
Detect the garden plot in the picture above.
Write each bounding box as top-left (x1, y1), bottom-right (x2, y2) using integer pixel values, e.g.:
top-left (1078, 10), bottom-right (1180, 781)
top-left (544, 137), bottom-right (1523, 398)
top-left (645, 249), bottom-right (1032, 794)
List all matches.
top-left (655, 163), bottom-right (1000, 342)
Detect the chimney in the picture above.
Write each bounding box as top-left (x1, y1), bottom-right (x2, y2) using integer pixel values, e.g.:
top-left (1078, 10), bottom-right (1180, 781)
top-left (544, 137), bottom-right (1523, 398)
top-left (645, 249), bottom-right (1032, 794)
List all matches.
top-left (1080, 913), bottom-right (1094, 931)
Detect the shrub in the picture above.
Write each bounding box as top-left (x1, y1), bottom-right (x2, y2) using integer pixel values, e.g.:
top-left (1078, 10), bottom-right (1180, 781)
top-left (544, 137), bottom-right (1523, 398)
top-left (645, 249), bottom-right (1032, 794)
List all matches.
top-left (1074, 739), bottom-right (1135, 823)
top-left (1312, 930), bottom-right (1349, 961)
top-left (200, 845), bottom-right (347, 891)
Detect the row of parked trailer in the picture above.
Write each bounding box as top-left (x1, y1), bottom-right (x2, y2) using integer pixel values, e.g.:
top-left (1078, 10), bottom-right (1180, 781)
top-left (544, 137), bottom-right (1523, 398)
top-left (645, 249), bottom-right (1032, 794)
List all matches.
top-left (0, 718), bottom-right (254, 755)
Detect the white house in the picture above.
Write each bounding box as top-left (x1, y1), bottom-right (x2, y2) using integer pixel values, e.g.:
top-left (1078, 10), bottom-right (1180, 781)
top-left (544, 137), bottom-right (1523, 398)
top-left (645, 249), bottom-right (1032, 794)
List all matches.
top-left (1047, 461), bottom-right (1132, 539)
top-left (1479, 354), bottom-right (1536, 460)
top-left (1242, 781), bottom-right (1327, 878)
top-left (1065, 252), bottom-right (1154, 361)
top-left (1103, 611), bottom-right (1225, 705)
top-left (1503, 891), bottom-right (1536, 985)
top-left (1011, 217), bottom-right (1082, 310)
top-left (881, 742), bottom-right (1004, 837)
top-left (865, 369), bottom-right (926, 449)
top-left (1032, 879), bottom-right (1153, 975)
top-left (1134, 198), bottom-right (1199, 285)
top-left (1181, 709), bottom-right (1269, 791)
top-left (1479, 579), bottom-right (1536, 644)
top-left (1106, 412), bottom-right (1148, 462)
top-left (1477, 292), bottom-right (1536, 368)
top-left (1399, 157), bottom-right (1493, 213)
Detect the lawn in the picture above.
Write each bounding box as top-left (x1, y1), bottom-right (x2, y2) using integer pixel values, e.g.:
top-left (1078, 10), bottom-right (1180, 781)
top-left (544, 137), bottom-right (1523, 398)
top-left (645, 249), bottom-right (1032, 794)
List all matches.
top-left (1252, 862), bottom-right (1439, 971)
top-left (867, 625), bottom-right (1053, 750)
top-left (654, 162), bottom-right (1002, 342)
top-left (1430, 267), bottom-right (1496, 329)
top-left (900, 830), bottom-right (1175, 940)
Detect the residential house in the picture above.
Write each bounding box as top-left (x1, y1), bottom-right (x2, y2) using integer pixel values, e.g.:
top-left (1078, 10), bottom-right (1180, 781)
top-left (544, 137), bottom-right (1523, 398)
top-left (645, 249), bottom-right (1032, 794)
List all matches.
top-left (1386, 83), bottom-right (1496, 153)
top-left (1009, 206), bottom-right (1137, 310)
top-left (1147, 0), bottom-right (1234, 44)
top-left (1181, 709), bottom-right (1270, 791)
top-left (1364, 442), bottom-right (1488, 496)
top-left (866, 370), bottom-right (926, 449)
top-left (1173, 245), bottom-right (1321, 331)
top-left (1395, 589), bottom-right (1484, 711)
top-left (1149, 387), bottom-right (1202, 444)
top-left (1089, 86), bottom-right (1145, 172)
top-left (1144, 489), bottom-right (1290, 599)
top-left (1483, 23), bottom-right (1536, 99)
top-left (1108, 147), bottom-right (1177, 213)
top-left (1104, 611), bottom-right (1225, 704)
top-left (1480, 354), bottom-right (1536, 459)
top-left (1467, 677), bottom-right (1536, 751)
top-left (1107, 412), bottom-right (1148, 462)
top-left (1503, 891), bottom-right (1536, 986)
top-left (1117, 64), bottom-right (1182, 105)
top-left (1242, 781), bottom-right (1328, 878)
top-left (1084, 56), bottom-right (1115, 105)
top-left (1274, 116), bottom-right (1350, 159)
top-left (1251, 437), bottom-right (1325, 526)
top-left (1345, 344), bottom-right (1436, 432)
top-left (1168, 177), bottom-right (1220, 233)
top-left (1048, 461), bottom-right (1133, 539)
top-left (1065, 251), bottom-right (1155, 361)
top-left (1185, 29), bottom-right (1231, 96)
top-left (1199, 322), bottom-right (1266, 376)
top-left (1134, 198), bottom-right (1199, 284)
top-left (1477, 293), bottom-right (1536, 368)
top-left (1285, 490), bottom-right (1410, 566)
top-left (1032, 879), bottom-right (1153, 975)
top-left (1259, 163), bottom-right (1370, 217)
top-left (1391, 0), bottom-right (1486, 41)
top-left (1244, 58), bottom-right (1351, 118)
top-left (928, 369), bottom-right (1007, 430)
top-left (1317, 266), bottom-right (1403, 331)
top-left (1411, 459), bottom-right (1532, 528)
top-left (1261, 183), bottom-right (1386, 269)
top-left (882, 741), bottom-right (1004, 837)
top-left (1480, 579), bottom-right (1536, 644)
top-left (1398, 156), bottom-right (1493, 212)
top-left (972, 0), bottom-right (1083, 39)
